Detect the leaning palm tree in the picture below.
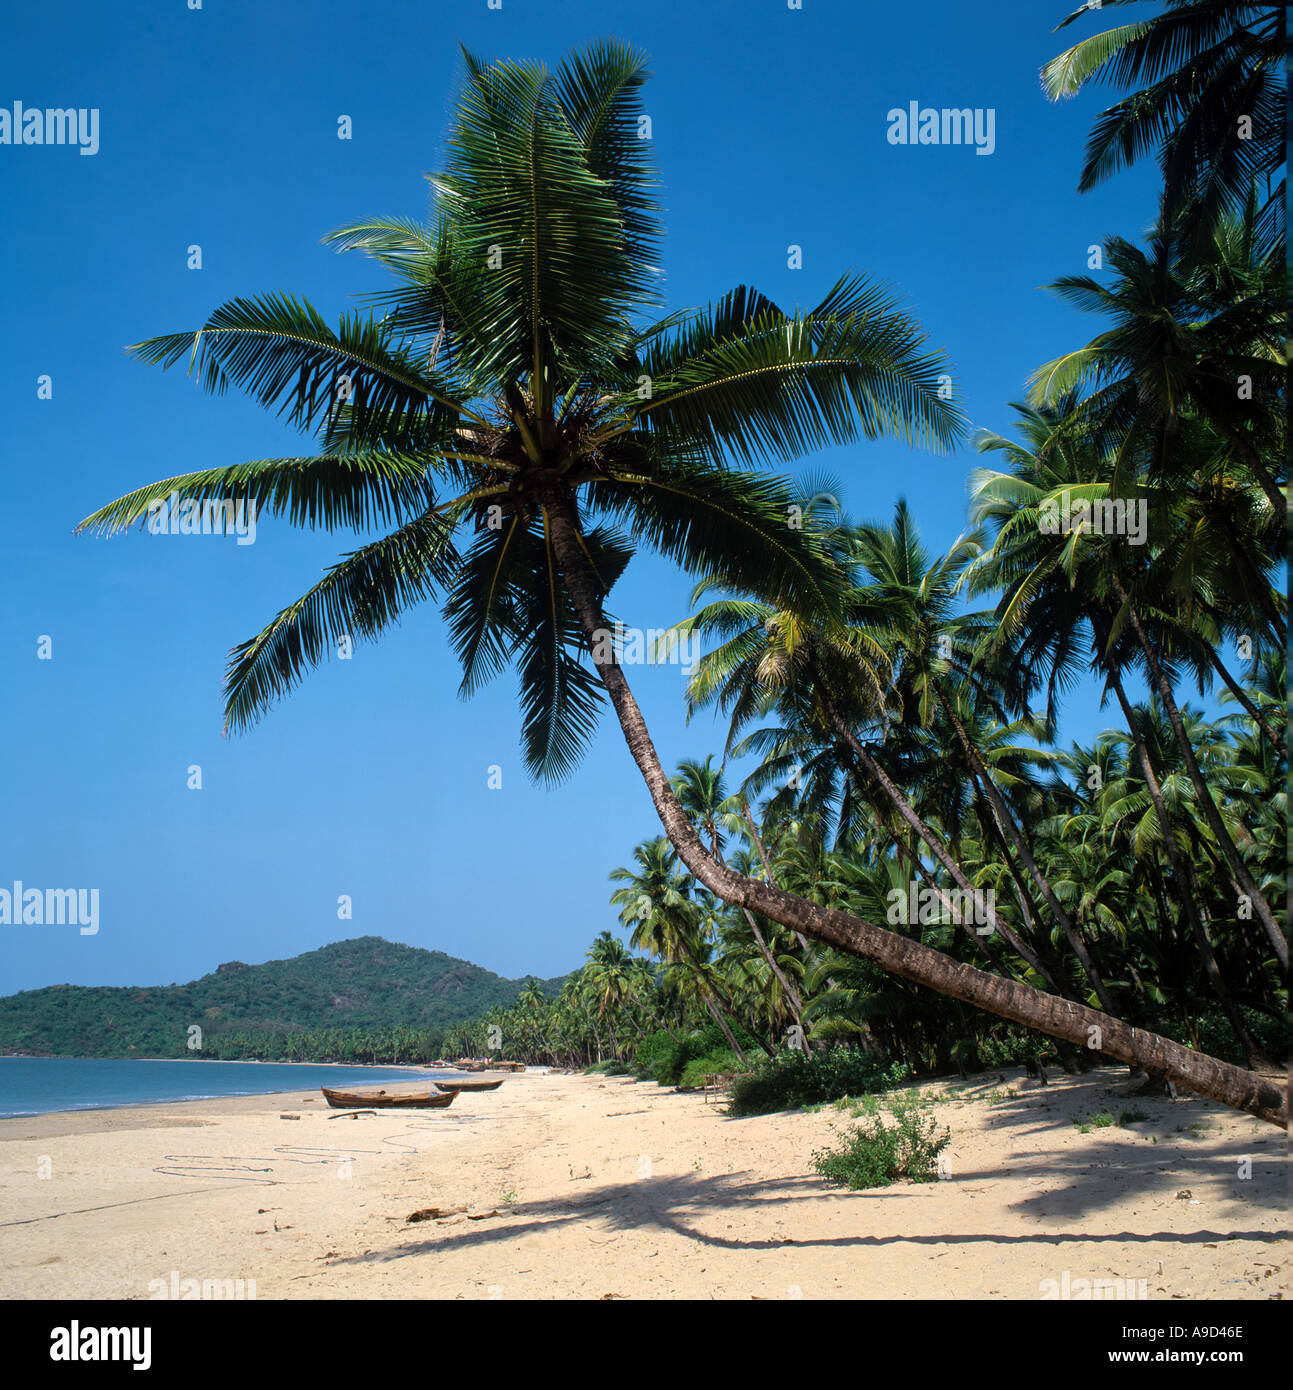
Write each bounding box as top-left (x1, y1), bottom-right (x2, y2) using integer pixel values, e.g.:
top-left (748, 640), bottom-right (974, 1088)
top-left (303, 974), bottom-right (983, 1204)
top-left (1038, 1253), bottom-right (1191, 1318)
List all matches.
top-left (79, 41), bottom-right (1284, 1126)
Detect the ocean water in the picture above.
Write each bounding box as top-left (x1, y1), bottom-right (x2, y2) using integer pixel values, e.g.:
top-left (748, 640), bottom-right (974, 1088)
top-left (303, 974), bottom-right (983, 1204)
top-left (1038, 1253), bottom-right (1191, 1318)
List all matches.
top-left (0, 1057), bottom-right (460, 1117)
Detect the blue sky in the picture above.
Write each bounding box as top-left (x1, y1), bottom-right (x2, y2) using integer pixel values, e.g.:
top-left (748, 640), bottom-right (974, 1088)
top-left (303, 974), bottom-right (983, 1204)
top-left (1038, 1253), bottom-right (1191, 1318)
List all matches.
top-left (1, 0), bottom-right (1169, 994)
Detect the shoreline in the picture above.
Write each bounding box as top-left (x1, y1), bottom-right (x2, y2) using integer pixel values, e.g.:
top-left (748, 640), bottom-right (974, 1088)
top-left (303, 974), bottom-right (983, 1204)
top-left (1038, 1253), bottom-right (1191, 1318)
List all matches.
top-left (0, 1056), bottom-right (444, 1065)
top-left (0, 1064), bottom-right (1285, 1300)
top-left (0, 1059), bottom-right (449, 1123)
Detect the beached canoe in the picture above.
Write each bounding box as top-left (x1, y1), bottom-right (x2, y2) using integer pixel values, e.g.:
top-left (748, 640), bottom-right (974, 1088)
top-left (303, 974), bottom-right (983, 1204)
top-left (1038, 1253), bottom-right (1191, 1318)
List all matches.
top-left (320, 1087), bottom-right (457, 1110)
top-left (434, 1079), bottom-right (504, 1093)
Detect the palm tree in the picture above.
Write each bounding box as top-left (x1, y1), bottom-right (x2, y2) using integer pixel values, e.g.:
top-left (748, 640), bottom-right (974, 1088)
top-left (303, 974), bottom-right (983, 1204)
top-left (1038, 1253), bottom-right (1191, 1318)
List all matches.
top-left (670, 756), bottom-right (808, 1036)
top-left (995, 296), bottom-right (1279, 967)
top-left (670, 544), bottom-right (1067, 998)
top-left (583, 931), bottom-right (643, 1055)
top-left (967, 401), bottom-right (1287, 986)
top-left (80, 41), bottom-right (1284, 1126)
top-left (1043, 1), bottom-right (1285, 246)
top-left (609, 838), bottom-right (762, 1060)
top-left (847, 505), bottom-right (1124, 1014)
top-left (1030, 197), bottom-right (1285, 512)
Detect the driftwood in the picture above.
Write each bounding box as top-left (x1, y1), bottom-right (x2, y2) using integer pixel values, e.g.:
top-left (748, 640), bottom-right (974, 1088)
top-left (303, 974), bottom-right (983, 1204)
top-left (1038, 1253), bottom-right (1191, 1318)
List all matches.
top-left (406, 1205), bottom-right (466, 1222)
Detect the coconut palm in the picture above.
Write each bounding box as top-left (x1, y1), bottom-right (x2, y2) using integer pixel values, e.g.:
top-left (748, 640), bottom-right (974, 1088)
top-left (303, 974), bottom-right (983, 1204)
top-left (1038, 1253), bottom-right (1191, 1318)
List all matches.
top-left (671, 553), bottom-right (1067, 998)
top-left (79, 41), bottom-right (1284, 1125)
top-left (670, 756), bottom-right (808, 1035)
top-left (967, 400), bottom-right (1287, 981)
top-left (609, 837), bottom-right (762, 1060)
top-left (1043, 1), bottom-right (1285, 246)
top-left (582, 932), bottom-right (642, 1055)
top-left (1029, 197), bottom-right (1285, 512)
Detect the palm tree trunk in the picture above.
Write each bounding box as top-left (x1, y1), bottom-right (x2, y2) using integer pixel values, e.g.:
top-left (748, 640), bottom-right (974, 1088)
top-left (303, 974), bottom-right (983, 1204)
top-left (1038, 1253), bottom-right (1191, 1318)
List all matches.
top-left (1205, 647), bottom-right (1281, 749)
top-left (935, 686), bottom-right (1121, 1015)
top-left (742, 909), bottom-right (806, 1024)
top-left (643, 1007), bottom-right (684, 1044)
top-left (542, 491), bottom-right (1287, 1128)
top-left (1108, 674), bottom-right (1265, 1066)
top-left (666, 927), bottom-right (762, 1061)
top-left (898, 841), bottom-right (1011, 973)
top-left (815, 689), bottom-right (1059, 989)
top-left (1112, 579), bottom-right (1286, 968)
top-left (707, 825), bottom-right (807, 1037)
top-left (702, 994), bottom-right (748, 1063)
top-left (740, 808), bottom-right (812, 953)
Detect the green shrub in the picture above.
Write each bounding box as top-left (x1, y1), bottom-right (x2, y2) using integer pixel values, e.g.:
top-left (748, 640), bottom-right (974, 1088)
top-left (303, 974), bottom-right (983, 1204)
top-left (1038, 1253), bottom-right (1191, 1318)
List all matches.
top-left (812, 1102), bottom-right (950, 1190)
top-left (678, 1049), bottom-right (744, 1089)
top-left (631, 1029), bottom-right (686, 1084)
top-left (633, 1023), bottom-right (760, 1087)
top-left (976, 1027), bottom-right (1056, 1070)
top-left (1187, 1009), bottom-right (1286, 1067)
top-left (727, 1048), bottom-right (910, 1116)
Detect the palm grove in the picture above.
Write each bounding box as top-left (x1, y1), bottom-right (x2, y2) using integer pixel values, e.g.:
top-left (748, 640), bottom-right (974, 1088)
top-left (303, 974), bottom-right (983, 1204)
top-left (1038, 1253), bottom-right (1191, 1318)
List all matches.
top-left (83, 4), bottom-right (1285, 1125)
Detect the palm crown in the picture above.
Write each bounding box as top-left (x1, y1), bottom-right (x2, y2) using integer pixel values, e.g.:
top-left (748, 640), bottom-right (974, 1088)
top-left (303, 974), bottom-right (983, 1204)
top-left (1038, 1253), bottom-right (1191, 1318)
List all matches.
top-left (80, 39), bottom-right (962, 781)
top-left (1043, 0), bottom-right (1285, 246)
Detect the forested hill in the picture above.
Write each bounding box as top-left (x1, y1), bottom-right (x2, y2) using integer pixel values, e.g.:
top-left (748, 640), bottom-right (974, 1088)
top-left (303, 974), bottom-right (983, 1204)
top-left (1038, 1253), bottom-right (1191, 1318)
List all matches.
top-left (0, 937), bottom-right (571, 1059)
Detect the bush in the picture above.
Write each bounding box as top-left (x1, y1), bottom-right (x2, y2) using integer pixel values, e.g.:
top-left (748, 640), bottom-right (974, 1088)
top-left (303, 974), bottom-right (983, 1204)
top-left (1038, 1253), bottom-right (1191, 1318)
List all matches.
top-left (812, 1102), bottom-right (950, 1190)
top-left (1189, 1008), bottom-right (1286, 1066)
top-left (976, 1027), bottom-right (1057, 1070)
top-left (678, 1049), bottom-right (744, 1090)
top-left (583, 1059), bottom-right (633, 1076)
top-left (727, 1048), bottom-right (911, 1117)
top-left (631, 1029), bottom-right (686, 1084)
top-left (632, 1023), bottom-right (761, 1087)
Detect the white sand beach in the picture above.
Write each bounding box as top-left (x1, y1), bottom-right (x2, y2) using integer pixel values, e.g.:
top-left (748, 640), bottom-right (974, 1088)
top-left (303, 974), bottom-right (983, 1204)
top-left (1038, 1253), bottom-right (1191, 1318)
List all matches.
top-left (0, 1065), bottom-right (1285, 1300)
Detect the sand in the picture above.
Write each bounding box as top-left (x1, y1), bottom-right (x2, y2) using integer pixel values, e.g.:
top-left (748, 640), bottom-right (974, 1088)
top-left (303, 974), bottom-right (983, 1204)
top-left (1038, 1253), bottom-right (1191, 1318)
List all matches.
top-left (0, 1065), bottom-right (1285, 1300)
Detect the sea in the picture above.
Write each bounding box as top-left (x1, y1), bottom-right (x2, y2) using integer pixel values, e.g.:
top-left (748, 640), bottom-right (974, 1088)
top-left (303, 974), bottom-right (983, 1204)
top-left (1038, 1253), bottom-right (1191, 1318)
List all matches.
top-left (0, 1057), bottom-right (460, 1118)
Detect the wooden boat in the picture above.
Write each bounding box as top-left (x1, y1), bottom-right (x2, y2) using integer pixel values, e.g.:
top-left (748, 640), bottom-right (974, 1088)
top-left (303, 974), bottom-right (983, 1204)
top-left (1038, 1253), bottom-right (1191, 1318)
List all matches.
top-left (495, 1062), bottom-right (527, 1073)
top-left (434, 1078), bottom-right (504, 1093)
top-left (320, 1086), bottom-right (457, 1110)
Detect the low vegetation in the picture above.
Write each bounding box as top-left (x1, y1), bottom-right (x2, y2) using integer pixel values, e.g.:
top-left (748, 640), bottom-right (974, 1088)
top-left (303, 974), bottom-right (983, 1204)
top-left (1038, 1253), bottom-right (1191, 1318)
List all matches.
top-left (812, 1101), bottom-right (951, 1190)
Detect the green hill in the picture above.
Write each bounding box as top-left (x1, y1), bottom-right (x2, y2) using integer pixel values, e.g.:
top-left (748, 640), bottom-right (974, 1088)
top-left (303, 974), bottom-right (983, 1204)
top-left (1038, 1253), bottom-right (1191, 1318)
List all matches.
top-left (0, 936), bottom-right (571, 1059)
